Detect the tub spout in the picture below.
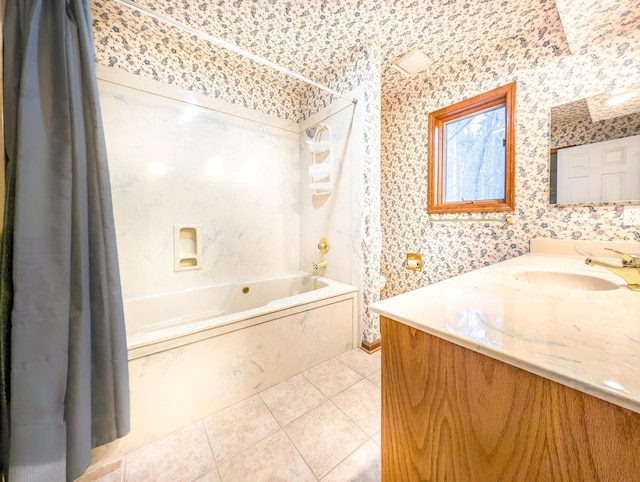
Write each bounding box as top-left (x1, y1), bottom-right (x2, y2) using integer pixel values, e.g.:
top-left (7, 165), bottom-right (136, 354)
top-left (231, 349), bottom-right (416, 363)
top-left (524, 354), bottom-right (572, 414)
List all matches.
top-left (312, 260), bottom-right (327, 272)
top-left (585, 248), bottom-right (640, 291)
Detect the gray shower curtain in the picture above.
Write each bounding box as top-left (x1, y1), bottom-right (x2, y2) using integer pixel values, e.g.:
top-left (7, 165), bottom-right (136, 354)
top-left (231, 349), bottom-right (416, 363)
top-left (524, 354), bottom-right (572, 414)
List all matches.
top-left (1, 1), bottom-right (130, 480)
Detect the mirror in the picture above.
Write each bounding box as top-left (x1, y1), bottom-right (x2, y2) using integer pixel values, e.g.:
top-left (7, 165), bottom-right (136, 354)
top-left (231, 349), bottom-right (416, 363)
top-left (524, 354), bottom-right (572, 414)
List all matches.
top-left (549, 84), bottom-right (640, 205)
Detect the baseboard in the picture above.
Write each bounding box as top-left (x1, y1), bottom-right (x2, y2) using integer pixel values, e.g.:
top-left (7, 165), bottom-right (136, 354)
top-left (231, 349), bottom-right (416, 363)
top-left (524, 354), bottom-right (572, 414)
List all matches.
top-left (361, 338), bottom-right (381, 354)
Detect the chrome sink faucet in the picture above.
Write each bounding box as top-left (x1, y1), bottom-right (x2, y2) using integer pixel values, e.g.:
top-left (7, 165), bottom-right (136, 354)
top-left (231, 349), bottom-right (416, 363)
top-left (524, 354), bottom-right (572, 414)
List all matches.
top-left (585, 248), bottom-right (640, 291)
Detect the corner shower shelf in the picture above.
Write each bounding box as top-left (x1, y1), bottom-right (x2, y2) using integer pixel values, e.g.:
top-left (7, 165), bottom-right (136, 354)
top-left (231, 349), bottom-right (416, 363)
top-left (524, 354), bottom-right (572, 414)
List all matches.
top-left (307, 141), bottom-right (330, 154)
top-left (307, 127), bottom-right (334, 195)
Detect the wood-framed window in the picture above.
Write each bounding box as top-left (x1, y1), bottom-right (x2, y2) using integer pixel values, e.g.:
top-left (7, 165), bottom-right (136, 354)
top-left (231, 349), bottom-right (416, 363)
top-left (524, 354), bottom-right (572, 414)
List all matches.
top-left (427, 82), bottom-right (516, 214)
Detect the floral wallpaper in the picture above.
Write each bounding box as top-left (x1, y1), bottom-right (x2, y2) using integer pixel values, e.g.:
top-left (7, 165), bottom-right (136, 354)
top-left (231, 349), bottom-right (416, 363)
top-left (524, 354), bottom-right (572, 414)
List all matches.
top-left (90, 0), bottom-right (640, 342)
top-left (91, 0), bottom-right (310, 120)
top-left (97, 0), bottom-right (570, 85)
top-left (550, 98), bottom-right (593, 128)
top-left (380, 31), bottom-right (640, 300)
top-left (354, 43), bottom-right (382, 345)
top-left (551, 109), bottom-right (640, 149)
top-left (91, 0), bottom-right (574, 122)
top-left (555, 0), bottom-right (640, 51)
top-left (585, 90), bottom-right (640, 123)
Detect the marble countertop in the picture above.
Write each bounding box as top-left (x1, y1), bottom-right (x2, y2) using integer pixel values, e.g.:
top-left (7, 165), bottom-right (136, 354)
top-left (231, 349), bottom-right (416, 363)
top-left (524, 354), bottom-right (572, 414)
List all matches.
top-left (371, 240), bottom-right (640, 414)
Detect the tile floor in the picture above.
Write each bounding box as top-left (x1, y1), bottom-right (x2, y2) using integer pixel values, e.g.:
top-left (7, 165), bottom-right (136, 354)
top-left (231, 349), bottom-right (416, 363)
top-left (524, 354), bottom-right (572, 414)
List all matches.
top-left (78, 349), bottom-right (382, 482)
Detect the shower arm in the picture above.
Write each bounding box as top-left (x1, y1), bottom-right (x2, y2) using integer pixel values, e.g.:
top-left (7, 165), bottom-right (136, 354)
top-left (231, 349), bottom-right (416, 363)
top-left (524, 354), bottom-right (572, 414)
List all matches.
top-left (111, 0), bottom-right (357, 105)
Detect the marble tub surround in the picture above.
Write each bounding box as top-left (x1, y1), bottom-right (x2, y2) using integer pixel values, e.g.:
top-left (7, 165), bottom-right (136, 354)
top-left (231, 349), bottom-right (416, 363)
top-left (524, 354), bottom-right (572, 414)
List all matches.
top-left (370, 240), bottom-right (640, 414)
top-left (98, 67), bottom-right (301, 297)
top-left (99, 59), bottom-right (383, 346)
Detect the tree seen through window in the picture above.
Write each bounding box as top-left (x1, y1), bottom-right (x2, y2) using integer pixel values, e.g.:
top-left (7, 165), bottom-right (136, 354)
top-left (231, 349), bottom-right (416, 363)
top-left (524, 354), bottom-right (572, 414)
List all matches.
top-left (427, 82), bottom-right (515, 214)
top-left (443, 106), bottom-right (506, 203)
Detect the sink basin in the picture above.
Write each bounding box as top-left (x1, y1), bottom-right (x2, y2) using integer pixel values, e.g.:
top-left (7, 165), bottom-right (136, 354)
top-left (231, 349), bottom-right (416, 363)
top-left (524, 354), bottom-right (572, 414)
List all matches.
top-left (513, 270), bottom-right (619, 291)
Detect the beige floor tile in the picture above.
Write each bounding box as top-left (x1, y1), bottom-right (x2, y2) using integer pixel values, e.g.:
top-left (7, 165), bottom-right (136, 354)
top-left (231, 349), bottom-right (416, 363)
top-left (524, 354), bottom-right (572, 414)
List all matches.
top-left (321, 440), bottom-right (381, 482)
top-left (304, 357), bottom-right (363, 397)
top-left (74, 458), bottom-right (123, 482)
top-left (124, 421), bottom-right (215, 482)
top-left (367, 368), bottom-right (382, 388)
top-left (194, 468), bottom-right (223, 482)
top-left (337, 349), bottom-right (381, 377)
top-left (203, 395), bottom-right (279, 463)
top-left (218, 430), bottom-right (315, 482)
top-left (259, 373), bottom-right (327, 425)
top-left (371, 431), bottom-right (381, 447)
top-left (332, 378), bottom-right (381, 436)
top-left (82, 443), bottom-right (120, 477)
top-left (285, 401), bottom-right (368, 478)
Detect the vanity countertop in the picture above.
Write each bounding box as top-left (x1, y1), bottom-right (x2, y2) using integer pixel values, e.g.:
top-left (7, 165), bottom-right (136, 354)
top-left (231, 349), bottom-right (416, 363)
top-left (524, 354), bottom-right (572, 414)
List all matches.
top-left (371, 240), bottom-right (640, 414)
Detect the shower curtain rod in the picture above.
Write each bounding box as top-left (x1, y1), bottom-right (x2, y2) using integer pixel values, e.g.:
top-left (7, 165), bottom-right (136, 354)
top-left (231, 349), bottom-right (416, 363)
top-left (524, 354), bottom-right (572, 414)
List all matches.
top-left (111, 0), bottom-right (357, 104)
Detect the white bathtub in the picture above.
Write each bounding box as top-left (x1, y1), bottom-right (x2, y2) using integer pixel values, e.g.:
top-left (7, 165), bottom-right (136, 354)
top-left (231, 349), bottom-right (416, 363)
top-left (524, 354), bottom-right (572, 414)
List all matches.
top-left (105, 272), bottom-right (358, 460)
top-left (124, 272), bottom-right (357, 357)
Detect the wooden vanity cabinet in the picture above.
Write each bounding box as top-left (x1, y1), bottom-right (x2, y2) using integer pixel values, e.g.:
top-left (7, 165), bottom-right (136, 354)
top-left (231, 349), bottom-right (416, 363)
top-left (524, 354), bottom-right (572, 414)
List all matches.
top-left (381, 316), bottom-right (640, 481)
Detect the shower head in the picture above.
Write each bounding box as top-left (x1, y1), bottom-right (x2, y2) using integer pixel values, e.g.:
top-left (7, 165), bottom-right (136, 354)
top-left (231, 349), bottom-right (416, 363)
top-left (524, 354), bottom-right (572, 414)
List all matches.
top-left (305, 124), bottom-right (327, 139)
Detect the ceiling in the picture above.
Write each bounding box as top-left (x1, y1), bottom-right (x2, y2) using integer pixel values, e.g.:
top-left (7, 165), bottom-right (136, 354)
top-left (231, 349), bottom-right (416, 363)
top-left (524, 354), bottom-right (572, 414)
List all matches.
top-left (103, 0), bottom-right (640, 97)
top-left (554, 0), bottom-right (640, 52)
top-left (551, 84), bottom-right (640, 128)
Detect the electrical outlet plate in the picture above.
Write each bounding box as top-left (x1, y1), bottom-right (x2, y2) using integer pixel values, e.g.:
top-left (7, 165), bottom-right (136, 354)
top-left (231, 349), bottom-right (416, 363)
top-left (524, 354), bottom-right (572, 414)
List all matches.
top-left (623, 206), bottom-right (640, 226)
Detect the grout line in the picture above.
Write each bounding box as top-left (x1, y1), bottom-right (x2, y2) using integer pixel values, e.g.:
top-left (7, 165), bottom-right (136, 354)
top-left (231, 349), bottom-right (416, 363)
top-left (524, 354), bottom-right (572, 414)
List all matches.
top-left (205, 395), bottom-right (282, 467)
top-left (320, 436), bottom-right (374, 480)
top-left (314, 400), bottom-right (372, 480)
top-left (220, 429), bottom-right (280, 460)
top-left (326, 397), bottom-right (371, 438)
top-left (300, 369), bottom-right (365, 399)
top-left (335, 350), bottom-right (383, 378)
top-left (199, 419), bottom-right (224, 482)
top-left (301, 353), bottom-right (367, 396)
top-left (279, 425), bottom-right (322, 481)
top-left (255, 391), bottom-right (282, 429)
top-left (258, 375), bottom-right (330, 427)
top-left (327, 375), bottom-right (381, 442)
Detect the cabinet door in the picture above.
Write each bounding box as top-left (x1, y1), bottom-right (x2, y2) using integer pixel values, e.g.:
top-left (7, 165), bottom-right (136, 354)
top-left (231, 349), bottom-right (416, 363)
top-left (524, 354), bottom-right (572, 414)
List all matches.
top-left (381, 316), bottom-right (640, 481)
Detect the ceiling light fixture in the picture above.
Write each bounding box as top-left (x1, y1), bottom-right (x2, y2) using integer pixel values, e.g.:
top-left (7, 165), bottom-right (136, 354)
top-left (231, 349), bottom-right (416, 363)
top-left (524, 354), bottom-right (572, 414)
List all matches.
top-left (605, 86), bottom-right (640, 107)
top-left (391, 48), bottom-right (432, 77)
top-left (606, 91), bottom-right (636, 106)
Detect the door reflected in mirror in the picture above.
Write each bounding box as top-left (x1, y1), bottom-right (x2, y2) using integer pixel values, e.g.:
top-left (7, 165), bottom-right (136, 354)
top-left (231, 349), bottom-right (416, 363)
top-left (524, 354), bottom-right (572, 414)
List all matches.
top-left (549, 84), bottom-right (640, 205)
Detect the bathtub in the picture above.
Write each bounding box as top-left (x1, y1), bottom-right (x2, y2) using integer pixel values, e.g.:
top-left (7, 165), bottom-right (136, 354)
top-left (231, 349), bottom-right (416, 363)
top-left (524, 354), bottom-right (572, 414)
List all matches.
top-left (107, 272), bottom-right (358, 460)
top-left (125, 272), bottom-right (357, 357)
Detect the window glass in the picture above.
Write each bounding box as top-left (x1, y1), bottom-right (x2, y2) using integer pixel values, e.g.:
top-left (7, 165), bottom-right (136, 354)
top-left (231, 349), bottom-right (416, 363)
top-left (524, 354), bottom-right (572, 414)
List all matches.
top-left (443, 106), bottom-right (506, 203)
top-left (427, 82), bottom-right (515, 214)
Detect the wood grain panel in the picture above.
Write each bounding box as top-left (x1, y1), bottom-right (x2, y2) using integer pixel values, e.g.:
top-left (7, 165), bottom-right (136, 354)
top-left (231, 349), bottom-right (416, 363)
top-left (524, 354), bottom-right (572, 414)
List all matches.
top-left (381, 316), bottom-right (640, 481)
